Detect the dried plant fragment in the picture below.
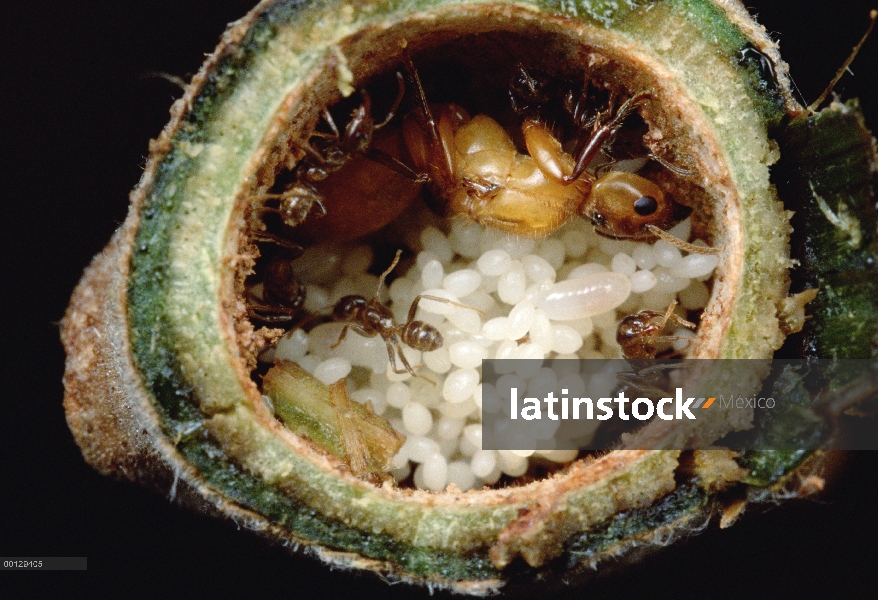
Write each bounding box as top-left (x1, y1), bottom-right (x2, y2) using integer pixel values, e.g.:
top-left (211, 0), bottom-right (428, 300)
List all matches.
top-left (263, 361), bottom-right (404, 475)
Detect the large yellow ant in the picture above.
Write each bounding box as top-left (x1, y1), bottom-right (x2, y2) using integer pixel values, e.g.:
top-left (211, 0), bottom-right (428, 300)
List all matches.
top-left (401, 55), bottom-right (718, 255)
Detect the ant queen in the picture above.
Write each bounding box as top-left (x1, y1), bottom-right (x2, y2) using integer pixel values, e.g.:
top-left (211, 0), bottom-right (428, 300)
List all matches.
top-left (400, 52), bottom-right (719, 255)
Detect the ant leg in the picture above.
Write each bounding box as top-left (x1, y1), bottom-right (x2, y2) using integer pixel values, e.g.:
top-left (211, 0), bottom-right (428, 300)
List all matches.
top-left (400, 50), bottom-right (455, 182)
top-left (361, 147), bottom-right (429, 182)
top-left (617, 371), bottom-right (672, 398)
top-left (331, 324), bottom-right (373, 349)
top-left (644, 301), bottom-right (695, 345)
top-left (461, 177), bottom-right (502, 198)
top-left (667, 313), bottom-right (697, 330)
top-left (310, 197), bottom-right (328, 218)
top-left (323, 108), bottom-right (341, 139)
top-left (374, 72), bottom-right (406, 130)
top-left (652, 334), bottom-right (693, 344)
top-left (247, 308), bottom-right (297, 324)
top-left (331, 325), bottom-right (352, 349)
top-left (385, 340), bottom-right (416, 377)
top-left (565, 71), bottom-right (598, 129)
top-left (808, 10), bottom-right (877, 112)
top-left (298, 139), bottom-right (332, 165)
top-left (407, 294), bottom-right (484, 323)
top-left (653, 301), bottom-right (680, 333)
top-left (509, 64), bottom-right (556, 115)
top-left (645, 224), bottom-right (721, 255)
top-left (386, 339), bottom-right (436, 384)
top-left (604, 92), bottom-right (651, 129)
top-left (401, 51), bottom-right (437, 135)
top-left (244, 289), bottom-right (302, 318)
top-left (249, 229), bottom-right (304, 252)
top-left (565, 92), bottom-right (651, 182)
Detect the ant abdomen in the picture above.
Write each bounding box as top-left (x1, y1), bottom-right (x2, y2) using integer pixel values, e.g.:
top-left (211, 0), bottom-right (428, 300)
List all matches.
top-left (246, 255), bottom-right (308, 323)
top-left (401, 321), bottom-right (443, 353)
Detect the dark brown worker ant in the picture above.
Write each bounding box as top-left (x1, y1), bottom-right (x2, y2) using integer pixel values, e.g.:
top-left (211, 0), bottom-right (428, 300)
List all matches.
top-left (400, 56), bottom-right (717, 254)
top-left (250, 73), bottom-right (425, 249)
top-left (616, 300), bottom-right (696, 360)
top-left (508, 64), bottom-right (565, 116)
top-left (609, 301), bottom-right (698, 405)
top-left (329, 250), bottom-right (481, 380)
top-left (296, 73), bottom-right (422, 183)
top-left (245, 254), bottom-right (307, 323)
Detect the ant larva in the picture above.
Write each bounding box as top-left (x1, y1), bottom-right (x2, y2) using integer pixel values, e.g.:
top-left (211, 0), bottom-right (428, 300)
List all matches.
top-left (616, 300), bottom-right (696, 360)
top-left (329, 250), bottom-right (482, 380)
top-left (249, 73), bottom-right (424, 249)
top-left (401, 56), bottom-right (718, 255)
top-left (245, 254), bottom-right (307, 323)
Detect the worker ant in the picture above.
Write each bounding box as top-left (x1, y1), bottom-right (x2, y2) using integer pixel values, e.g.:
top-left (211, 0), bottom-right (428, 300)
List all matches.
top-left (401, 56), bottom-right (717, 254)
top-left (249, 73), bottom-right (424, 249)
top-left (329, 250), bottom-right (482, 380)
top-left (616, 300), bottom-right (696, 360)
top-left (245, 253), bottom-right (307, 323)
top-left (608, 301), bottom-right (697, 404)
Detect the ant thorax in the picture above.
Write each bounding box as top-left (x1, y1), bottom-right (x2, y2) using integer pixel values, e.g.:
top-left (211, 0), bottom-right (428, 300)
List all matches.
top-left (246, 47), bottom-right (720, 491)
top-left (402, 107), bottom-right (590, 238)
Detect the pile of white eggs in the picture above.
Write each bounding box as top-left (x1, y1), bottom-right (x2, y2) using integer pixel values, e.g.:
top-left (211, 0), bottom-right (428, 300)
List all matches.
top-left (264, 204), bottom-right (718, 492)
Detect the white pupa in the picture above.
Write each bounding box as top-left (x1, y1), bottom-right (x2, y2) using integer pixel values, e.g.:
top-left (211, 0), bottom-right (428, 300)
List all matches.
top-left (531, 272), bottom-right (632, 321)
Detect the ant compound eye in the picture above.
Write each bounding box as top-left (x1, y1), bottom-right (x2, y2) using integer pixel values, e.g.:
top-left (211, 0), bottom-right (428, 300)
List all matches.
top-left (633, 196), bottom-right (658, 216)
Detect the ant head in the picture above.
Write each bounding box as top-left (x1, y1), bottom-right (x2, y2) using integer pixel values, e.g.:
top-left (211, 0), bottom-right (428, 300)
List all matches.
top-left (509, 64), bottom-right (556, 114)
top-left (617, 313), bottom-right (652, 345)
top-left (263, 258), bottom-right (306, 307)
top-left (332, 295), bottom-right (368, 320)
top-left (264, 255), bottom-right (295, 285)
top-left (616, 311), bottom-right (665, 359)
top-left (584, 172), bottom-right (688, 239)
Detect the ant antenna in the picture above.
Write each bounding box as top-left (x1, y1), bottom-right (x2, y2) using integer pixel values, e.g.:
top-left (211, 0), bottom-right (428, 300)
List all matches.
top-left (140, 71), bottom-right (187, 90)
top-left (653, 300), bottom-right (678, 339)
top-left (645, 224), bottom-right (721, 255)
top-left (647, 153), bottom-right (695, 177)
top-left (374, 72), bottom-right (406, 130)
top-left (808, 9), bottom-right (877, 113)
top-left (653, 300), bottom-right (695, 341)
top-left (376, 249), bottom-right (403, 299)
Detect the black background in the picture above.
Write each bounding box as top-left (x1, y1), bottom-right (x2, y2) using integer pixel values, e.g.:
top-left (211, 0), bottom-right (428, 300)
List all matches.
top-left (4, 1), bottom-right (877, 598)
